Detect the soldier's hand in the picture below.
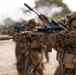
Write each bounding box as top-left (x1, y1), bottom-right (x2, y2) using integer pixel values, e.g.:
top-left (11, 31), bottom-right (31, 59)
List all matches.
top-left (20, 31), bottom-right (32, 38)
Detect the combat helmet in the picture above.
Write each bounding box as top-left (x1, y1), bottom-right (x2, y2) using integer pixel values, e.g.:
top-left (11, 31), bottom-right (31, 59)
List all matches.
top-left (28, 18), bottom-right (38, 25)
top-left (26, 18), bottom-right (39, 31)
top-left (58, 18), bottom-right (68, 28)
top-left (66, 11), bottom-right (76, 28)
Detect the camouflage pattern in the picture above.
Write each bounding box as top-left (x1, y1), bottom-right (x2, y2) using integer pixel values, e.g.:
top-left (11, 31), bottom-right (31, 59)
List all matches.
top-left (38, 29), bottom-right (76, 75)
top-left (17, 22), bottom-right (75, 75)
top-left (0, 20), bottom-right (28, 75)
top-left (25, 19), bottom-right (39, 31)
top-left (67, 11), bottom-right (76, 21)
top-left (8, 22), bottom-right (27, 75)
top-left (0, 19), bottom-right (43, 75)
top-left (9, 18), bottom-right (44, 75)
top-left (58, 18), bottom-right (68, 28)
top-left (15, 39), bottom-right (27, 75)
top-left (66, 11), bottom-right (76, 29)
top-left (13, 19), bottom-right (35, 75)
top-left (54, 12), bottom-right (76, 75)
top-left (23, 37), bottom-right (46, 75)
top-left (53, 29), bottom-right (76, 75)
top-left (22, 19), bottom-right (45, 75)
top-left (58, 11), bottom-right (76, 29)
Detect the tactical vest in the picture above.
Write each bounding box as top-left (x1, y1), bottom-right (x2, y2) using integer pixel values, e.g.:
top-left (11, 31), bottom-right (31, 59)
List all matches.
top-left (64, 54), bottom-right (76, 69)
top-left (30, 40), bottom-right (41, 49)
top-left (57, 44), bottom-right (76, 75)
top-left (29, 35), bottom-right (46, 50)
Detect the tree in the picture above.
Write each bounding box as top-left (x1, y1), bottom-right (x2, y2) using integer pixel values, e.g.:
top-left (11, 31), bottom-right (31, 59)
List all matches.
top-left (34, 0), bottom-right (71, 20)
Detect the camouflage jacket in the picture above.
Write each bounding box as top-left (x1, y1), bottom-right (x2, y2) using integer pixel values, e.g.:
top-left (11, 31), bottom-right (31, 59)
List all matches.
top-left (37, 29), bottom-right (76, 54)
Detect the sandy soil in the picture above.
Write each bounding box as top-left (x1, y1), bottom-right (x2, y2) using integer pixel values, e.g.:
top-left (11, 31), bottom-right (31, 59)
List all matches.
top-left (0, 36), bottom-right (58, 75)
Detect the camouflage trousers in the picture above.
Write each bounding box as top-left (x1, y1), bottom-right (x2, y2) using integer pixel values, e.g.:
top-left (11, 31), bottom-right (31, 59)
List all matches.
top-left (15, 44), bottom-right (26, 75)
top-left (24, 48), bottom-right (44, 75)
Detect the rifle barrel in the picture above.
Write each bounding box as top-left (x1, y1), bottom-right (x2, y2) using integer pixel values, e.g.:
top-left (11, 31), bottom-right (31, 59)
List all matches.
top-left (0, 36), bottom-right (13, 40)
top-left (24, 3), bottom-right (39, 16)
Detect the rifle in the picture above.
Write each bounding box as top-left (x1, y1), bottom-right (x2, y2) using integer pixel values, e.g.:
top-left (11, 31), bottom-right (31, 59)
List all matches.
top-left (0, 22), bottom-right (27, 35)
top-left (0, 26), bottom-right (66, 41)
top-left (24, 3), bottom-right (66, 30)
top-left (8, 23), bottom-right (27, 33)
top-left (37, 26), bottom-right (65, 33)
top-left (0, 30), bottom-right (40, 41)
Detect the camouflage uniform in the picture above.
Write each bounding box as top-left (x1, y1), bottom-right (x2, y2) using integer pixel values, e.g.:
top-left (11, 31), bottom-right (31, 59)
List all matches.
top-left (14, 21), bottom-right (29, 75)
top-left (6, 21), bottom-right (28, 75)
top-left (0, 21), bottom-right (28, 75)
top-left (53, 11), bottom-right (76, 75)
top-left (14, 35), bottom-right (27, 75)
top-left (24, 35), bottom-right (46, 75)
top-left (13, 19), bottom-right (43, 75)
top-left (22, 19), bottom-right (45, 75)
top-left (6, 18), bottom-right (44, 75)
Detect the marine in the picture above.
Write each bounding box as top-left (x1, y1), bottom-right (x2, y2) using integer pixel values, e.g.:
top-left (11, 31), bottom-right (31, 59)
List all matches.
top-left (48, 11), bottom-right (76, 75)
top-left (54, 11), bottom-right (76, 75)
top-left (22, 18), bottom-right (45, 75)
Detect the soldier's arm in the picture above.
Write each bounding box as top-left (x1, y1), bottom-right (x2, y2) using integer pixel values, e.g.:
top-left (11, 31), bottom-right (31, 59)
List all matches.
top-left (38, 29), bottom-right (76, 49)
top-left (38, 34), bottom-right (55, 48)
top-left (52, 29), bottom-right (76, 47)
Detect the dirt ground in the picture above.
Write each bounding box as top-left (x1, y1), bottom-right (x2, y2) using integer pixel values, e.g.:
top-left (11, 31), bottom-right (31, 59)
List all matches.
top-left (0, 36), bottom-right (58, 75)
